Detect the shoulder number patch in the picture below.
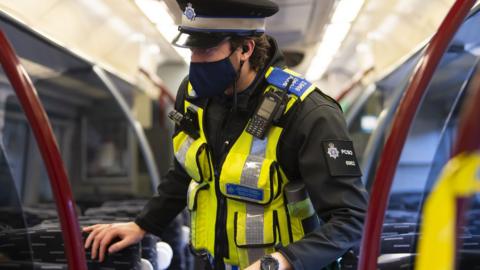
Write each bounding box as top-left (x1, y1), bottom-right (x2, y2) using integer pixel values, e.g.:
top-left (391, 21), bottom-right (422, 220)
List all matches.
top-left (322, 140), bottom-right (362, 177)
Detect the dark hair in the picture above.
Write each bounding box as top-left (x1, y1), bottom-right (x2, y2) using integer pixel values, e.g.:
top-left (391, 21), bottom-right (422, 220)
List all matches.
top-left (230, 35), bottom-right (271, 71)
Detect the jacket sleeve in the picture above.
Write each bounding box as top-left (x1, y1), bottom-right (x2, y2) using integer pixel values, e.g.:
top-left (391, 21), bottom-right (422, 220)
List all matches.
top-left (135, 77), bottom-right (191, 237)
top-left (278, 93), bottom-right (369, 270)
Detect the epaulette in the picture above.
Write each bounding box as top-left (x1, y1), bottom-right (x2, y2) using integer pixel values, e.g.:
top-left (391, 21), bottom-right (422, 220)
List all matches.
top-left (265, 67), bottom-right (317, 101)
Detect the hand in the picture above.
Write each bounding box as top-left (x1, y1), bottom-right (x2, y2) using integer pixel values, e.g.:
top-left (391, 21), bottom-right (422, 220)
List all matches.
top-left (83, 222), bottom-right (146, 262)
top-left (244, 252), bottom-right (292, 270)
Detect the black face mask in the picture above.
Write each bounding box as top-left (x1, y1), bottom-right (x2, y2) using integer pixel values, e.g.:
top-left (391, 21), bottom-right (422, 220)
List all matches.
top-left (189, 53), bottom-right (237, 98)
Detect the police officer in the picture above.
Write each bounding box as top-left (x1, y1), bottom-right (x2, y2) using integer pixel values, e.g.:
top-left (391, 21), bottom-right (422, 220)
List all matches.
top-left (84, 0), bottom-right (368, 269)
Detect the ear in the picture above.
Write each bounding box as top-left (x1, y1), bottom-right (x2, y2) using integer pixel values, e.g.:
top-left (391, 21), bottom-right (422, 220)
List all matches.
top-left (239, 39), bottom-right (255, 61)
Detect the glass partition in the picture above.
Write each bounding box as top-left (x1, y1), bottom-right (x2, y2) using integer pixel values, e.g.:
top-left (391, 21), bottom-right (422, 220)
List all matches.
top-left (347, 51), bottom-right (423, 168)
top-left (377, 8), bottom-right (480, 269)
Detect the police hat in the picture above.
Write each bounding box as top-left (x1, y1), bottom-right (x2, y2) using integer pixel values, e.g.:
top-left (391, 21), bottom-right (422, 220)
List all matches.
top-left (172, 0), bottom-right (279, 48)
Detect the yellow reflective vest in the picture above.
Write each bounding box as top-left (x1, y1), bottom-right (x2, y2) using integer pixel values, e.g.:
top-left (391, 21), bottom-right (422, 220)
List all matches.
top-left (173, 67), bottom-right (317, 268)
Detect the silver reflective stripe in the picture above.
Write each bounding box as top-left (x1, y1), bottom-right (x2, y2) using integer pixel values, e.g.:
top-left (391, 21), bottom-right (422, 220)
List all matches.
top-left (176, 136), bottom-right (194, 167)
top-left (243, 138), bottom-right (268, 263)
top-left (241, 155), bottom-right (264, 187)
top-left (246, 204), bottom-right (266, 263)
top-left (245, 204), bottom-right (264, 244)
top-left (240, 137), bottom-right (267, 188)
top-left (239, 134), bottom-right (270, 264)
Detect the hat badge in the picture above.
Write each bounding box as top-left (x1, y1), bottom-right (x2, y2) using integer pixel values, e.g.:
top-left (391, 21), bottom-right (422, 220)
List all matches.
top-left (184, 3), bottom-right (196, 21)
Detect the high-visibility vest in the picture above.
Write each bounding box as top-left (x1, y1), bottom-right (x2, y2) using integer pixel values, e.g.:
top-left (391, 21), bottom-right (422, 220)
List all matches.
top-left (173, 67), bottom-right (317, 268)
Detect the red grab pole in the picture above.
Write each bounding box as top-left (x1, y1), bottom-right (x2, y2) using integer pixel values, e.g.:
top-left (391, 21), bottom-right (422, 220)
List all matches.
top-left (0, 31), bottom-right (87, 269)
top-left (357, 1), bottom-right (475, 269)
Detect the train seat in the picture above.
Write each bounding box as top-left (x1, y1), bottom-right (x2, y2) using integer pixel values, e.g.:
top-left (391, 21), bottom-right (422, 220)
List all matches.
top-left (0, 225), bottom-right (143, 269)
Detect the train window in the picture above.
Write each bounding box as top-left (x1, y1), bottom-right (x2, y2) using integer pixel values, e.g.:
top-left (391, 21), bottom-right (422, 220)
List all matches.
top-left (84, 117), bottom-right (130, 180)
top-left (347, 50), bottom-right (424, 171)
top-left (2, 115), bottom-right (29, 196)
top-left (348, 88), bottom-right (384, 165)
top-left (36, 125), bottom-right (70, 201)
top-left (378, 9), bottom-right (480, 268)
top-left (2, 94), bottom-right (71, 204)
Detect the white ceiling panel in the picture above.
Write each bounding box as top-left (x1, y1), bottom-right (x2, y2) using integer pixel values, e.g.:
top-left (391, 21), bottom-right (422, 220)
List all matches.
top-left (266, 2), bottom-right (313, 37)
top-left (324, 0), bottom-right (456, 93)
top-left (267, 0), bottom-right (335, 49)
top-left (0, 0), bottom-right (185, 92)
top-left (36, 1), bottom-right (105, 47)
top-left (0, 0), bottom-right (60, 24)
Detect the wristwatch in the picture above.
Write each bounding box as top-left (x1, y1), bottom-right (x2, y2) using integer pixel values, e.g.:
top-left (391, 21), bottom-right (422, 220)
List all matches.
top-left (260, 254), bottom-right (279, 270)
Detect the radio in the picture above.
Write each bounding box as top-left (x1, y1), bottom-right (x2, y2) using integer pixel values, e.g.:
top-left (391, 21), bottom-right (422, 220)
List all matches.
top-left (246, 89), bottom-right (288, 139)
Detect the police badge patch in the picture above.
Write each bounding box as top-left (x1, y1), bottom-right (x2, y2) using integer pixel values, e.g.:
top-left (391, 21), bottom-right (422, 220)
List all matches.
top-left (322, 140), bottom-right (362, 177)
top-left (184, 3), bottom-right (196, 21)
top-left (327, 143), bottom-right (339, 159)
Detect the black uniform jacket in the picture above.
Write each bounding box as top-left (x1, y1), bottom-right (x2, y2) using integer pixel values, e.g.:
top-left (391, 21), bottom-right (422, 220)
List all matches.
top-left (136, 37), bottom-right (369, 270)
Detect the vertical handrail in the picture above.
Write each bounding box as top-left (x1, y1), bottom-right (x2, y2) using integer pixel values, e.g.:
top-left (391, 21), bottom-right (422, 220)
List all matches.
top-left (357, 1), bottom-right (475, 269)
top-left (0, 31), bottom-right (87, 269)
top-left (93, 66), bottom-right (161, 191)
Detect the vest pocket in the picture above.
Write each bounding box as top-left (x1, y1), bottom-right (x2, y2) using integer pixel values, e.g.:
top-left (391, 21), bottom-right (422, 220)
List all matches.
top-left (220, 154), bottom-right (280, 205)
top-left (233, 210), bottom-right (278, 248)
top-left (195, 143), bottom-right (212, 182)
top-left (173, 131), bottom-right (212, 183)
top-left (187, 180), bottom-right (212, 251)
top-left (232, 209), bottom-right (279, 268)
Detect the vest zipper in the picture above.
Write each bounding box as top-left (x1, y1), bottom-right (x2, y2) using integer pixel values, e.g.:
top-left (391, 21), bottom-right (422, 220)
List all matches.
top-left (201, 99), bottom-right (224, 267)
top-left (205, 104), bottom-right (237, 268)
top-left (214, 168), bottom-right (227, 268)
top-left (214, 108), bottom-right (238, 266)
top-left (204, 101), bottom-right (250, 267)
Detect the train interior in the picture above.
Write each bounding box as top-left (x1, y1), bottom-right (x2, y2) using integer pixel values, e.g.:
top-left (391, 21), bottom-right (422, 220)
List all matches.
top-left (1, 0), bottom-right (480, 270)
top-left (0, 10), bottom-right (185, 270)
top-left (345, 6), bottom-right (480, 268)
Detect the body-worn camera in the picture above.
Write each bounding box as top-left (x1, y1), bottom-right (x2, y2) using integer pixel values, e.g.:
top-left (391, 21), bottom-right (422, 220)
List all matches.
top-left (168, 107), bottom-right (200, 139)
